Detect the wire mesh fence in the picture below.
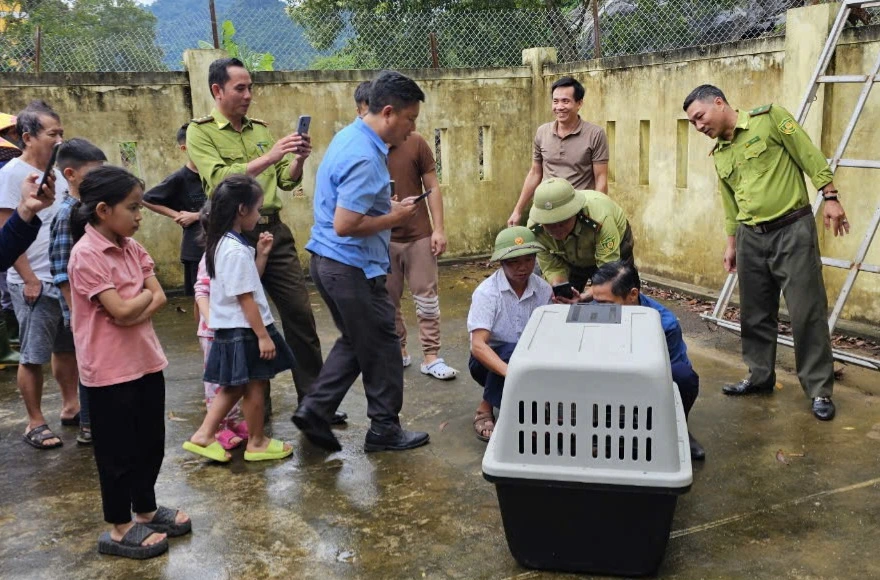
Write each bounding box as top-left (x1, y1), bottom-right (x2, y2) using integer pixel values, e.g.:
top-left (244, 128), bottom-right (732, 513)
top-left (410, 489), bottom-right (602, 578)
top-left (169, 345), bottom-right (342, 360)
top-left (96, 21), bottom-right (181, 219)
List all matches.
top-left (0, 1), bottom-right (874, 74)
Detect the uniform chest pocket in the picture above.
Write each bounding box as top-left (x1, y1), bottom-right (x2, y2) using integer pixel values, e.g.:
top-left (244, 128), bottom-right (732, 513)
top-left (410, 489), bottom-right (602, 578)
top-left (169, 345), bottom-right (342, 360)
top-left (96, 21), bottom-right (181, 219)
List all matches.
top-left (741, 139), bottom-right (771, 177)
top-left (218, 148), bottom-right (245, 162)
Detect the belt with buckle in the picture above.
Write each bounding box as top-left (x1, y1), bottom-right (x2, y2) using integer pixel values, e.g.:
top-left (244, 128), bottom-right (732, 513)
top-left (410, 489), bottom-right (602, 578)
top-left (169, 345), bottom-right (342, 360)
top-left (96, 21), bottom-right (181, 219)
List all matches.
top-left (745, 206), bottom-right (812, 234)
top-left (257, 212), bottom-right (281, 226)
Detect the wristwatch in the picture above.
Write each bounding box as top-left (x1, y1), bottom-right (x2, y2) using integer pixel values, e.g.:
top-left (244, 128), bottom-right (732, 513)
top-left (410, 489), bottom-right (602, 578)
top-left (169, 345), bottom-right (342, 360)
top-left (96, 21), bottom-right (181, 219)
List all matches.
top-left (822, 188), bottom-right (839, 201)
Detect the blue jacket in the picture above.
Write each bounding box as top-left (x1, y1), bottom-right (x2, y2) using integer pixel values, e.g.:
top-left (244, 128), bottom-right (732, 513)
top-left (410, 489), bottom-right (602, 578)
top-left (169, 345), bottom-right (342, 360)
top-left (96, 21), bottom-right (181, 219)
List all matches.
top-left (1, 211), bottom-right (41, 271)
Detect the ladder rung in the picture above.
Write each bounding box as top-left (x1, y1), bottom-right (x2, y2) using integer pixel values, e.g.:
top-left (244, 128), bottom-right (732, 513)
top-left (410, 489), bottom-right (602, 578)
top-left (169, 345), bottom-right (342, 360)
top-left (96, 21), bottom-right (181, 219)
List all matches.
top-left (821, 258), bottom-right (880, 274)
top-left (846, 0), bottom-right (880, 8)
top-left (818, 75), bottom-right (878, 83)
top-left (829, 159), bottom-right (880, 169)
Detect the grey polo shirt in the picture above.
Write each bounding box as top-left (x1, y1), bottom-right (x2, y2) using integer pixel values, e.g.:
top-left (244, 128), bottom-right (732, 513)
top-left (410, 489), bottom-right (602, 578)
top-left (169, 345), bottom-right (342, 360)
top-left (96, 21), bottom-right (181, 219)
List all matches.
top-left (533, 117), bottom-right (609, 190)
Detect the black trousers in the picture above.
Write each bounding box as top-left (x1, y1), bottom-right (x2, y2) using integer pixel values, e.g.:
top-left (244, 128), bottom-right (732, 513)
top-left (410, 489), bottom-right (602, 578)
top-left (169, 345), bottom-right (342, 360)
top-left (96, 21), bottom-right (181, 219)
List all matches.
top-left (301, 254), bottom-right (403, 432)
top-left (87, 371), bottom-right (165, 524)
top-left (244, 221), bottom-right (323, 404)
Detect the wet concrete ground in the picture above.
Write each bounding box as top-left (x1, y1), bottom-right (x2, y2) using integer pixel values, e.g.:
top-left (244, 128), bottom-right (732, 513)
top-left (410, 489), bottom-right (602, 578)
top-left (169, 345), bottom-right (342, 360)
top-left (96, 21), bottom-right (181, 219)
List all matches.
top-left (1, 262), bottom-right (879, 580)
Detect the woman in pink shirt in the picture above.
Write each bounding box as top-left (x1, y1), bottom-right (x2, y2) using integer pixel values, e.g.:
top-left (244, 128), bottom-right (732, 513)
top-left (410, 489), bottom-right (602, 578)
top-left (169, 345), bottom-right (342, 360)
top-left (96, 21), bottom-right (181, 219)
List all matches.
top-left (68, 166), bottom-right (191, 560)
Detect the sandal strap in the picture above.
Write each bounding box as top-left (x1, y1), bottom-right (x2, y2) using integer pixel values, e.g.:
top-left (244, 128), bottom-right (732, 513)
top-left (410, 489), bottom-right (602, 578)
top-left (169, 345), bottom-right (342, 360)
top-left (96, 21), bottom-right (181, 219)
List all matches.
top-left (151, 506), bottom-right (177, 526)
top-left (26, 424), bottom-right (56, 442)
top-left (121, 523), bottom-right (157, 547)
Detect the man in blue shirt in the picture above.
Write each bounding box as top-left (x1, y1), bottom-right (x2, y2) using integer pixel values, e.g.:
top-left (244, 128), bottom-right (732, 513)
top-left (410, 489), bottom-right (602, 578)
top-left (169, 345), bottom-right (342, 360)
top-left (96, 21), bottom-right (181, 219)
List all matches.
top-left (591, 261), bottom-right (705, 460)
top-left (295, 71), bottom-right (429, 453)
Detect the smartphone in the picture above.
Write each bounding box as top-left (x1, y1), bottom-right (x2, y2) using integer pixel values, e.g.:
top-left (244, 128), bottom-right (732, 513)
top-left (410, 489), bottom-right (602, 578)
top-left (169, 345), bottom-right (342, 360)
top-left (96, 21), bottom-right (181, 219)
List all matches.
top-left (297, 115), bottom-right (311, 135)
top-left (412, 188), bottom-right (432, 203)
top-left (37, 142), bottom-right (61, 196)
top-left (553, 282), bottom-right (575, 300)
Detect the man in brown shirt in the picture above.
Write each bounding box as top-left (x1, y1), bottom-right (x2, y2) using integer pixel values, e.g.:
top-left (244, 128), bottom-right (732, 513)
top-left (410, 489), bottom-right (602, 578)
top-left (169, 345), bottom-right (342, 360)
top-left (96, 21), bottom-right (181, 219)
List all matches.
top-left (507, 76), bottom-right (609, 226)
top-left (355, 83), bottom-right (457, 380)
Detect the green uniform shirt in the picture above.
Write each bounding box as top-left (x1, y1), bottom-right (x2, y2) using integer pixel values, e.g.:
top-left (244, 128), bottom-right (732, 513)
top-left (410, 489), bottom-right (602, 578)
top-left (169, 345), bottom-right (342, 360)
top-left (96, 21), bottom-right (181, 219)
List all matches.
top-left (531, 190), bottom-right (629, 283)
top-left (186, 108), bottom-right (299, 212)
top-left (713, 104), bottom-right (833, 236)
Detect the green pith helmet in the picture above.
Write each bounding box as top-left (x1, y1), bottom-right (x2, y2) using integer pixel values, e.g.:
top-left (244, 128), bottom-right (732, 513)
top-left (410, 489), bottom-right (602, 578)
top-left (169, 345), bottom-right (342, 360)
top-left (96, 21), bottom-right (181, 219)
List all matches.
top-left (529, 177), bottom-right (587, 225)
top-left (490, 226), bottom-right (545, 262)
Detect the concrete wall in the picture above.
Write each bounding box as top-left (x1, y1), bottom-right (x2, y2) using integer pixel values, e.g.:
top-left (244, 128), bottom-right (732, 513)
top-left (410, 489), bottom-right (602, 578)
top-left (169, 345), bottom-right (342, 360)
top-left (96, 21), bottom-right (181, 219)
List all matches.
top-left (0, 71), bottom-right (194, 288)
top-left (1, 5), bottom-right (878, 325)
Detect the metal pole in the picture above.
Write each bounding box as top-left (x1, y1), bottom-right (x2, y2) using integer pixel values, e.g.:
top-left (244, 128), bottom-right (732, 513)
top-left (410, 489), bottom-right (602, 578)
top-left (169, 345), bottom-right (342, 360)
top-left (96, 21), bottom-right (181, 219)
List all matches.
top-left (429, 32), bottom-right (439, 68)
top-left (209, 0), bottom-right (220, 49)
top-left (591, 0), bottom-right (601, 59)
top-left (34, 25), bottom-right (41, 74)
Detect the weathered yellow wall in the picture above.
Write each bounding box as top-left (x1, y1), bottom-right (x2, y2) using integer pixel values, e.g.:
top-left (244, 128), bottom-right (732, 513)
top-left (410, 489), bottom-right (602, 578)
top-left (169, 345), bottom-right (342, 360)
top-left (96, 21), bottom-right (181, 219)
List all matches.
top-left (1, 7), bottom-right (878, 325)
top-left (244, 67), bottom-right (533, 258)
top-left (0, 72), bottom-right (195, 289)
top-left (547, 37), bottom-right (787, 292)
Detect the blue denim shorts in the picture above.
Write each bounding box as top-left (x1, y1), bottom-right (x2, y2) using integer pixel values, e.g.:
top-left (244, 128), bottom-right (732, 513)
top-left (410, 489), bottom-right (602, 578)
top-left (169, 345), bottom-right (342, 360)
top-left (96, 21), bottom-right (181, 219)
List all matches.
top-left (203, 323), bottom-right (295, 386)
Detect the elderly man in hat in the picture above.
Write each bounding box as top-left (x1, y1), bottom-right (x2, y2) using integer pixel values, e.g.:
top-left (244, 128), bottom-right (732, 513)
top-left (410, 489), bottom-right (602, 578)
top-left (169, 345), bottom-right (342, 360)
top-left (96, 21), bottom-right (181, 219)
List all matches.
top-left (467, 226), bottom-right (552, 442)
top-left (529, 177), bottom-right (634, 302)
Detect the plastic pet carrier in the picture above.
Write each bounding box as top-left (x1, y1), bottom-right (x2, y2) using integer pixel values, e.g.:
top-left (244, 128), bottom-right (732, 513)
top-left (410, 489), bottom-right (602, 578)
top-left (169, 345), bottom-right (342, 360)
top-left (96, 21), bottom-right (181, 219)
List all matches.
top-left (482, 303), bottom-right (692, 577)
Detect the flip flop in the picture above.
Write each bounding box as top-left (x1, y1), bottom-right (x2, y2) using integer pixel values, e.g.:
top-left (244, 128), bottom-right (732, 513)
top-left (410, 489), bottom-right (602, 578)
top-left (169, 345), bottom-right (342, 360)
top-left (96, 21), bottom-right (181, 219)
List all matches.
top-left (141, 506), bottom-right (192, 537)
top-left (420, 358), bottom-right (458, 380)
top-left (97, 523), bottom-right (168, 560)
top-left (244, 438), bottom-right (293, 462)
top-left (22, 424), bottom-right (63, 450)
top-left (182, 440), bottom-right (231, 463)
top-left (216, 428), bottom-right (243, 451)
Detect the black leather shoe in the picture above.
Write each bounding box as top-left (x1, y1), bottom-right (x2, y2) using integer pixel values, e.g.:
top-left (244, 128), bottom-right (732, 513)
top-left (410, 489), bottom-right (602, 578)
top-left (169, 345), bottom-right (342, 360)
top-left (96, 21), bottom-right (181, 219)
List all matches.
top-left (722, 378), bottom-right (776, 396)
top-left (812, 396), bottom-right (836, 421)
top-left (364, 428), bottom-right (430, 453)
top-left (688, 432), bottom-right (705, 461)
top-left (330, 410), bottom-right (348, 426)
top-left (292, 406), bottom-right (341, 452)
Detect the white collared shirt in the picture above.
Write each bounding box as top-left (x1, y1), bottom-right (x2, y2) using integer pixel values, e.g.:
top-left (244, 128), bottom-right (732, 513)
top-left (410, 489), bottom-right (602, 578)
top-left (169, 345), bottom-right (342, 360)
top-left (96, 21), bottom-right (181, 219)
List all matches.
top-left (467, 269), bottom-right (552, 347)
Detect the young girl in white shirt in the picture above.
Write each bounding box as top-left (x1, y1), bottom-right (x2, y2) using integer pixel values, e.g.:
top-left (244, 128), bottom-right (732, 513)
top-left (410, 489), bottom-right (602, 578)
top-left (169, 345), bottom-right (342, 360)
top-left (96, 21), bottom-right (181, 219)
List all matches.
top-left (183, 174), bottom-right (295, 463)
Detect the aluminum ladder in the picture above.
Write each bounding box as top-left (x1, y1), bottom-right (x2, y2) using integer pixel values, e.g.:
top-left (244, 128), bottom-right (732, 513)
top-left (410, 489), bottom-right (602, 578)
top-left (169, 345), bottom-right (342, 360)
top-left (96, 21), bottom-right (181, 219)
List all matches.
top-left (701, 0), bottom-right (880, 370)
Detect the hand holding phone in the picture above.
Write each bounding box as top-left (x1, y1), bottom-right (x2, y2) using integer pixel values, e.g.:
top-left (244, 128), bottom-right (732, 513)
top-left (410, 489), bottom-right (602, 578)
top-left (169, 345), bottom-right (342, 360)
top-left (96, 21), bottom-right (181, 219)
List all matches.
top-left (412, 188), bottom-right (432, 203)
top-left (37, 142), bottom-right (61, 196)
top-left (552, 282), bottom-right (575, 300)
top-left (296, 115), bottom-right (311, 135)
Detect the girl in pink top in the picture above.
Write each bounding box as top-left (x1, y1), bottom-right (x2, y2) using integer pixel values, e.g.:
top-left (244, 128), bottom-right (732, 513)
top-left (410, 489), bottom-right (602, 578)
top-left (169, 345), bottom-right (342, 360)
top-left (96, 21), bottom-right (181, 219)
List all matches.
top-left (68, 166), bottom-right (191, 560)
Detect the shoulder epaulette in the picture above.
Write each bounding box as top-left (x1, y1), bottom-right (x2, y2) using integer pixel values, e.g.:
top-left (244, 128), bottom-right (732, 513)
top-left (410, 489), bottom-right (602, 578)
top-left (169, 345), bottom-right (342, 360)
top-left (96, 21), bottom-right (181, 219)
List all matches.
top-left (191, 115), bottom-right (214, 124)
top-left (577, 212), bottom-right (601, 232)
top-left (749, 105), bottom-right (772, 117)
top-left (250, 118), bottom-right (268, 126)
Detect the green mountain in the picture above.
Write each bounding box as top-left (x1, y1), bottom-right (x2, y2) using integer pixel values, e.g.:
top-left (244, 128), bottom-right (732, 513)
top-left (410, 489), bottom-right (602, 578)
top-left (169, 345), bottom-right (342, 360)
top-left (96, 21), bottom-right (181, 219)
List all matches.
top-left (147, 0), bottom-right (325, 70)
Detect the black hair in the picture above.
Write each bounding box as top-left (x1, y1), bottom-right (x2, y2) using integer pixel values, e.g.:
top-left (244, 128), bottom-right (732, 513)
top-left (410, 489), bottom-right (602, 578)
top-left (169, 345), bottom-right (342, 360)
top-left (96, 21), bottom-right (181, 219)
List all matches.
top-left (551, 76), bottom-right (585, 102)
top-left (57, 138), bottom-right (107, 172)
top-left (16, 100), bottom-right (60, 150)
top-left (204, 174), bottom-right (264, 279)
top-left (208, 57), bottom-right (246, 92)
top-left (71, 166), bottom-right (144, 243)
top-left (196, 200), bottom-right (210, 248)
top-left (683, 84), bottom-right (728, 112)
top-left (176, 123), bottom-right (190, 145)
top-left (354, 80), bottom-right (371, 107)
top-left (367, 71), bottom-right (425, 115)
top-left (590, 260), bottom-right (641, 299)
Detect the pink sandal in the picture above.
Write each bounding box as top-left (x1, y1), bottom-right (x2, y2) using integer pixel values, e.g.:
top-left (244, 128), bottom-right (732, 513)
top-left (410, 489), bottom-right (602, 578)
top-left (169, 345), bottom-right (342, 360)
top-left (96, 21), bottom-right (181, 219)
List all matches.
top-left (215, 429), bottom-right (243, 451)
top-left (231, 421), bottom-right (249, 441)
